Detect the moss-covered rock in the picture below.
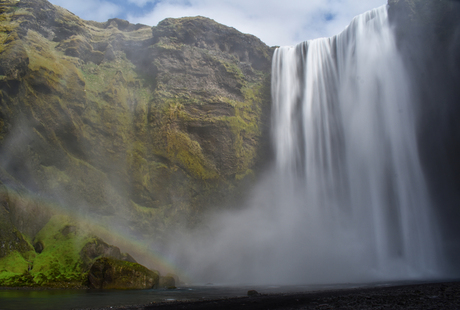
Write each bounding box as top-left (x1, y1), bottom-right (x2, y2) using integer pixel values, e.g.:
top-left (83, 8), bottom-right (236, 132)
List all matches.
top-left (88, 257), bottom-right (159, 289)
top-left (0, 184), bottom-right (37, 287)
top-left (0, 0), bottom-right (273, 235)
top-left (0, 203), bottom-right (33, 259)
top-left (80, 238), bottom-right (137, 267)
top-left (0, 201), bottom-right (138, 288)
top-left (0, 0), bottom-right (273, 287)
top-left (0, 0), bottom-right (454, 288)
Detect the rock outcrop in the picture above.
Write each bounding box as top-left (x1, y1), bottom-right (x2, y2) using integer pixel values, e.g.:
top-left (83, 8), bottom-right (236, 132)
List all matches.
top-left (0, 211), bottom-right (144, 288)
top-left (0, 0), bottom-right (272, 287)
top-left (159, 275), bottom-right (176, 289)
top-left (88, 257), bottom-right (159, 290)
top-left (2, 0), bottom-right (455, 288)
top-left (0, 0), bottom-right (272, 231)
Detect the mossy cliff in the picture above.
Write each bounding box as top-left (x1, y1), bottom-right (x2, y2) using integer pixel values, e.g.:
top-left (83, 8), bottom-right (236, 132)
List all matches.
top-left (0, 0), bottom-right (273, 286)
top-left (0, 197), bottom-right (140, 288)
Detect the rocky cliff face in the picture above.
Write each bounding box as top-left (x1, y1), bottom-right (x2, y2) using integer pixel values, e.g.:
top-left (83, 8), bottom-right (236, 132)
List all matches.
top-left (2, 0), bottom-right (456, 288)
top-left (388, 0), bottom-right (460, 271)
top-left (0, 0), bottom-right (272, 286)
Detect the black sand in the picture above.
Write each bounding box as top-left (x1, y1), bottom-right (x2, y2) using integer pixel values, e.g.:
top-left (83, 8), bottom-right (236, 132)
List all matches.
top-left (86, 281), bottom-right (460, 310)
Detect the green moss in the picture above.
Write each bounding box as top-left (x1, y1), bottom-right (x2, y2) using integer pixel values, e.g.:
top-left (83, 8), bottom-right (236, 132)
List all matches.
top-left (235, 169), bottom-right (255, 181)
top-left (0, 271), bottom-right (35, 287)
top-left (26, 31), bottom-right (72, 76)
top-left (154, 38), bottom-right (184, 51)
top-left (0, 271), bottom-right (21, 282)
top-left (220, 59), bottom-right (245, 84)
top-left (0, 251), bottom-right (30, 275)
top-left (30, 215), bottom-right (92, 286)
top-left (130, 200), bottom-right (159, 217)
top-left (155, 100), bottom-right (220, 180)
top-left (167, 129), bottom-right (219, 180)
top-left (0, 4), bottom-right (273, 282)
top-left (147, 69), bottom-right (267, 181)
top-left (0, 250), bottom-right (37, 287)
top-left (216, 81), bottom-right (267, 174)
top-left (81, 57), bottom-right (137, 93)
top-left (11, 8), bottom-right (33, 17)
top-left (80, 54), bottom-right (153, 142)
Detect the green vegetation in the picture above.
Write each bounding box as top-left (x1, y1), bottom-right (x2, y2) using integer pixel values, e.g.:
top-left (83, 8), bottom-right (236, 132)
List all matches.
top-left (0, 211), bottom-right (151, 288)
top-left (0, 251), bottom-right (32, 279)
top-left (31, 215), bottom-right (91, 286)
top-left (0, 214), bottom-right (87, 287)
top-left (0, 0), bottom-right (272, 287)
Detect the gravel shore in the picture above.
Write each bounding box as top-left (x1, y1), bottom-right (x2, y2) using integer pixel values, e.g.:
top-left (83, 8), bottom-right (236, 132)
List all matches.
top-left (83, 281), bottom-right (460, 310)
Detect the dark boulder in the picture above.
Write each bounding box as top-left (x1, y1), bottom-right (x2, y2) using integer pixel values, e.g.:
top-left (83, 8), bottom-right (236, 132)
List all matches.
top-left (159, 275), bottom-right (176, 288)
top-left (88, 257), bottom-right (159, 290)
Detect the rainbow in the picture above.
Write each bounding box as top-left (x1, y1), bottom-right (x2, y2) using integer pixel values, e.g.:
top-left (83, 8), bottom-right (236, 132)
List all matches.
top-left (0, 184), bottom-right (191, 284)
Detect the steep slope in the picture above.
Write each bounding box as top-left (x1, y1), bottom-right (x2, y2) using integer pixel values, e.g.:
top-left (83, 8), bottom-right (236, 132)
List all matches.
top-left (0, 0), bottom-right (272, 286)
top-left (388, 0), bottom-right (460, 271)
top-left (0, 0), bottom-right (272, 231)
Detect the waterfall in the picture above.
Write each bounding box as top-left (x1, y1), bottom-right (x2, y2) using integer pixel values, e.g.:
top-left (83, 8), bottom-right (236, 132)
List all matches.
top-left (169, 5), bottom-right (442, 285)
top-left (271, 5), bottom-right (439, 279)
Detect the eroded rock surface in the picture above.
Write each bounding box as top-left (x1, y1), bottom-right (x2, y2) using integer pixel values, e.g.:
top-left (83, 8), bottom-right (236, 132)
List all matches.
top-left (0, 0), bottom-right (272, 287)
top-left (0, 0), bottom-right (273, 237)
top-left (88, 257), bottom-right (159, 290)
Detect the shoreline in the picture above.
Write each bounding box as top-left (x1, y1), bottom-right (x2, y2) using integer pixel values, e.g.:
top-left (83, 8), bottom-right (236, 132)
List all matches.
top-left (80, 281), bottom-right (460, 310)
top-left (0, 286), bottom-right (89, 290)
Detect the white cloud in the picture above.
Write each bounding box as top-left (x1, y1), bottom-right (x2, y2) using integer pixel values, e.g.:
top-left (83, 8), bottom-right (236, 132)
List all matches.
top-left (126, 0), bottom-right (153, 7)
top-left (129, 0), bottom-right (387, 46)
top-left (48, 0), bottom-right (388, 46)
top-left (49, 0), bottom-right (122, 22)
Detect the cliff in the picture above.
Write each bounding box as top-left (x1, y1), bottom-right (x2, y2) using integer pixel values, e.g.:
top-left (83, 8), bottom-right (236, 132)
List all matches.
top-left (388, 0), bottom-right (460, 270)
top-left (1, 0), bottom-right (458, 288)
top-left (0, 0), bottom-right (272, 287)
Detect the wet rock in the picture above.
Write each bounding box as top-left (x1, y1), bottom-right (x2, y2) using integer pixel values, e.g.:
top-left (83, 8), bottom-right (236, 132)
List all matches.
top-left (247, 290), bottom-right (259, 296)
top-left (33, 241), bottom-right (44, 254)
top-left (80, 237), bottom-right (137, 268)
top-left (0, 0), bottom-right (273, 288)
top-left (0, 203), bottom-right (33, 258)
top-left (88, 257), bottom-right (159, 290)
top-left (166, 273), bottom-right (182, 286)
top-left (159, 275), bottom-right (175, 288)
top-left (0, 0), bottom-right (273, 235)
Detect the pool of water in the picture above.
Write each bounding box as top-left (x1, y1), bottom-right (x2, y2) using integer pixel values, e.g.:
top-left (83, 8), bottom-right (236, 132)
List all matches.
top-left (0, 281), bottom-right (434, 310)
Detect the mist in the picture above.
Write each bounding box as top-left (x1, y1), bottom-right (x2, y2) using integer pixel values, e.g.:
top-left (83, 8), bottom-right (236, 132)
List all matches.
top-left (155, 3), bottom-right (460, 285)
top-left (2, 0), bottom-right (460, 291)
top-left (392, 0), bottom-right (460, 273)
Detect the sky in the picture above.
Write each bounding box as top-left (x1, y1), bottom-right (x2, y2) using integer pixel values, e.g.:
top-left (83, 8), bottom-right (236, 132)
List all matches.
top-left (47, 0), bottom-right (387, 46)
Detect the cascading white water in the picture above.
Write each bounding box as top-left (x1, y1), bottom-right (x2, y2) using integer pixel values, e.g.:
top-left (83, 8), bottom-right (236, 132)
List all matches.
top-left (271, 5), bottom-right (439, 279)
top-left (167, 5), bottom-right (442, 285)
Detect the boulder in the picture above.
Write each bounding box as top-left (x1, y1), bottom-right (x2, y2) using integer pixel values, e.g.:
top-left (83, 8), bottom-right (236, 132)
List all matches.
top-left (159, 275), bottom-right (176, 289)
top-left (80, 237), bottom-right (137, 268)
top-left (88, 257), bottom-right (159, 289)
